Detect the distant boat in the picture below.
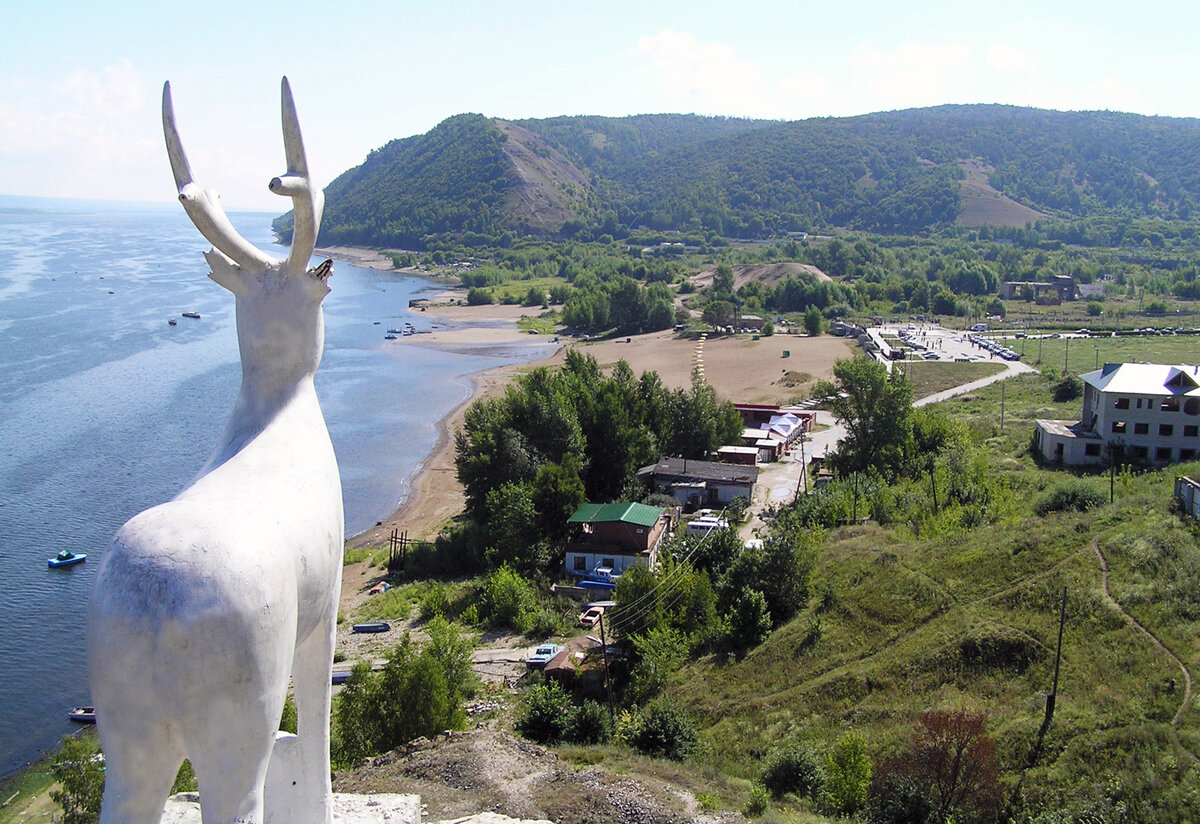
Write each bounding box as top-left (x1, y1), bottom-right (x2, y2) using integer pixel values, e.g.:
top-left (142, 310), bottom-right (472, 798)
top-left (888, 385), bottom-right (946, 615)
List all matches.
top-left (351, 621), bottom-right (390, 634)
top-left (48, 550), bottom-right (86, 568)
top-left (168, 318), bottom-right (177, 326)
top-left (182, 311), bottom-right (201, 319)
top-left (384, 334), bottom-right (398, 340)
top-left (68, 706), bottom-right (96, 724)
top-left (387, 328), bottom-right (403, 334)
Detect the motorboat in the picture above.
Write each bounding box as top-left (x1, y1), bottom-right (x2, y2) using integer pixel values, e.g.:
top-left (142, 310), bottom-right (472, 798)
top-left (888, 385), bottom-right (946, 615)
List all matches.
top-left (48, 550), bottom-right (86, 568)
top-left (182, 311), bottom-right (201, 319)
top-left (68, 706), bottom-right (96, 723)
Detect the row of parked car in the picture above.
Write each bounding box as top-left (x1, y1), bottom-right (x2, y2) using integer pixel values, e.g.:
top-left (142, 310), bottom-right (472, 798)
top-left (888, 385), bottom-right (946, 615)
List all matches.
top-left (968, 334), bottom-right (1021, 361)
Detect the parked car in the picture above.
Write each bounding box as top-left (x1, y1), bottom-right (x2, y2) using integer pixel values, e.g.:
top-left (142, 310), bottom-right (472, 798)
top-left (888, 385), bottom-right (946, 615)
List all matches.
top-left (579, 606), bottom-right (605, 628)
top-left (526, 643), bottom-right (563, 669)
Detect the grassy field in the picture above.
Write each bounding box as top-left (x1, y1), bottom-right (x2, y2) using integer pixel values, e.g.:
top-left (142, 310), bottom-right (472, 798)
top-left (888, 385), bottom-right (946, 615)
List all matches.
top-left (1019, 333), bottom-right (1200, 376)
top-left (666, 362), bottom-right (1200, 819)
top-left (899, 360), bottom-right (1007, 399)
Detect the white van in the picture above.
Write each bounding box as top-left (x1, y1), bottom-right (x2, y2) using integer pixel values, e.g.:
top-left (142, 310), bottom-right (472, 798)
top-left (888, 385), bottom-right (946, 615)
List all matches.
top-left (687, 516), bottom-right (729, 536)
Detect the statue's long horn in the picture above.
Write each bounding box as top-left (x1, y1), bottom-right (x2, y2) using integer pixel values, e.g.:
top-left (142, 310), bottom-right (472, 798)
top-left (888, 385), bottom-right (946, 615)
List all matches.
top-left (269, 77), bottom-right (323, 275)
top-left (163, 82), bottom-right (274, 271)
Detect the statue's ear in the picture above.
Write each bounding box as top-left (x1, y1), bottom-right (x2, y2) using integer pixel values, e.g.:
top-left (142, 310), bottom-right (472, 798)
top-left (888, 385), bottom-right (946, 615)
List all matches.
top-left (204, 249), bottom-right (248, 295)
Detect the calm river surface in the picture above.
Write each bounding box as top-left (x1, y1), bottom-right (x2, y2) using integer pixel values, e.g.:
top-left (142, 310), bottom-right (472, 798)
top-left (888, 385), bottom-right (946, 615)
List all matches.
top-left (0, 196), bottom-right (554, 778)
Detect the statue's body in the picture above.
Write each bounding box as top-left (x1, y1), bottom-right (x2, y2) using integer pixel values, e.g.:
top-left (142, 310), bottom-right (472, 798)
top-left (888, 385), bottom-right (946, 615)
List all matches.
top-left (87, 79), bottom-right (343, 824)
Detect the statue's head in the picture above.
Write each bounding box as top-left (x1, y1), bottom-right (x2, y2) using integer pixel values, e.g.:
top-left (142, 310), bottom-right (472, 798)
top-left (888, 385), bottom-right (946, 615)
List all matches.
top-left (163, 78), bottom-right (329, 386)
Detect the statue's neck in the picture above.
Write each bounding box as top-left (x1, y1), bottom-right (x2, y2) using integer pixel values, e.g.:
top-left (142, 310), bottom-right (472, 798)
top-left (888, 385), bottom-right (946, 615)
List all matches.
top-left (203, 373), bottom-right (321, 474)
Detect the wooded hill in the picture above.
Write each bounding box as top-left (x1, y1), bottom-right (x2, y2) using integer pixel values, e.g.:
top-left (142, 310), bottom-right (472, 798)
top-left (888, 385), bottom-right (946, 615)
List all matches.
top-left (275, 106), bottom-right (1200, 249)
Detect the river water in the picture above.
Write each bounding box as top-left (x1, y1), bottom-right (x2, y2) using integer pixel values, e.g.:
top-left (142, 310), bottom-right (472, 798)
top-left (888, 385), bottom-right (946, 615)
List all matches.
top-left (0, 195), bottom-right (554, 778)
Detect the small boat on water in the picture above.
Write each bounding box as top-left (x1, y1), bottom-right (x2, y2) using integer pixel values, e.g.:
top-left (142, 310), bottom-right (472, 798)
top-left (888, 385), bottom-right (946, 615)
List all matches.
top-left (48, 550), bottom-right (86, 568)
top-left (168, 318), bottom-right (177, 326)
top-left (384, 334), bottom-right (398, 340)
top-left (351, 621), bottom-right (390, 634)
top-left (182, 311), bottom-right (201, 319)
top-left (68, 706), bottom-right (96, 723)
top-left (387, 328), bottom-right (403, 334)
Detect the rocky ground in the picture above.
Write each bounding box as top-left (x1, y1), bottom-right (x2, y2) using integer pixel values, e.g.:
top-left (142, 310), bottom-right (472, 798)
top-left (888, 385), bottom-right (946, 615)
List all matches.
top-left (333, 730), bottom-right (748, 824)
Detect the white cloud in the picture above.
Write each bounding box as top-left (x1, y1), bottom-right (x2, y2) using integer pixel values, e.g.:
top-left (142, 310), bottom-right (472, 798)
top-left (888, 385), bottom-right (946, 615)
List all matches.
top-left (631, 28), bottom-right (827, 119)
top-left (985, 43), bottom-right (1037, 72)
top-left (55, 59), bottom-right (144, 116)
top-left (847, 41), bottom-right (974, 109)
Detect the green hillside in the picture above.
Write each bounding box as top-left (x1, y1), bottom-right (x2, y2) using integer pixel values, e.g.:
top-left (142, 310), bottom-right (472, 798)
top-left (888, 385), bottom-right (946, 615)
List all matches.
top-left (666, 372), bottom-right (1200, 819)
top-left (280, 105), bottom-right (1200, 249)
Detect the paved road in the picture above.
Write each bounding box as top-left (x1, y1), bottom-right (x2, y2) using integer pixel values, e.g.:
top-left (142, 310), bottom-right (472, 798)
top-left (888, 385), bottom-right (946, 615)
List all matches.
top-left (740, 324), bottom-right (1038, 539)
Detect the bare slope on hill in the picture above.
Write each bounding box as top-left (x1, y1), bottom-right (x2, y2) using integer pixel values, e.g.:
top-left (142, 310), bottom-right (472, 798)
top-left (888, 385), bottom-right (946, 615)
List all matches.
top-left (689, 262), bottom-right (832, 292)
top-left (496, 120), bottom-right (592, 235)
top-left (334, 730), bottom-right (745, 824)
top-left (956, 157), bottom-right (1048, 228)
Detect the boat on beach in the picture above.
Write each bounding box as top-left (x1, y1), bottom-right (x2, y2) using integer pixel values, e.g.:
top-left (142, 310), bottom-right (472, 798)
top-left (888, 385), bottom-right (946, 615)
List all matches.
top-left (48, 550), bottom-right (86, 568)
top-left (351, 621), bottom-right (390, 634)
top-left (68, 706), bottom-right (96, 723)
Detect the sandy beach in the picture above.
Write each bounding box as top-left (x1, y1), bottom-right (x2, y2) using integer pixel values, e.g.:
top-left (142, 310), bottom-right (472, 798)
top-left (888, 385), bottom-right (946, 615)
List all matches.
top-left (326, 248), bottom-right (856, 553)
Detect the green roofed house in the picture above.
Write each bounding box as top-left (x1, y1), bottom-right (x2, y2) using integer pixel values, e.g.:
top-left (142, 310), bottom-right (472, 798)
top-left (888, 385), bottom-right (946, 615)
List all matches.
top-left (564, 502), bottom-right (674, 577)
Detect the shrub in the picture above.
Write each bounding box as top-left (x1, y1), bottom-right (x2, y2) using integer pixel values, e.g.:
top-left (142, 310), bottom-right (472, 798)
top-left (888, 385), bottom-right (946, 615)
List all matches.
top-left (331, 634), bottom-right (467, 768)
top-left (1052, 374), bottom-right (1082, 402)
top-left (466, 287), bottom-right (493, 305)
top-left (480, 565), bottom-right (539, 633)
top-left (865, 773), bottom-right (936, 824)
top-left (1035, 479), bottom-right (1106, 515)
top-left (629, 699), bottom-right (699, 760)
top-left (727, 587), bottom-right (772, 650)
top-left (744, 784), bottom-right (771, 818)
top-left (872, 710), bottom-right (1001, 824)
top-left (760, 738), bottom-right (824, 800)
top-left (51, 734), bottom-right (104, 824)
top-left (570, 699), bottom-right (612, 744)
top-left (823, 731), bottom-right (871, 814)
top-left (420, 581), bottom-right (450, 621)
top-left (519, 681), bottom-right (576, 744)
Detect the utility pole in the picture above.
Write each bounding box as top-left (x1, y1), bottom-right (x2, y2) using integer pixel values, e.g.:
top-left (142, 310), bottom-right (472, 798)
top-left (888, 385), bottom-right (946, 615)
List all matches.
top-left (1040, 587), bottom-right (1068, 736)
top-left (1000, 381), bottom-right (1006, 431)
top-left (1064, 336), bottom-right (1070, 374)
top-left (598, 613), bottom-right (615, 727)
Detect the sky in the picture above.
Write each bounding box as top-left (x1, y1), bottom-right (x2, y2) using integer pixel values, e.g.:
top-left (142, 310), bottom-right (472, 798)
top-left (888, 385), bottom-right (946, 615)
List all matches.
top-left (3, 0), bottom-right (1199, 211)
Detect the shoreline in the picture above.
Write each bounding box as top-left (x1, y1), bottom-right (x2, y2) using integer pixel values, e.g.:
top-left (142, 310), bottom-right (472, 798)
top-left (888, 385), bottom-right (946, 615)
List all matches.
top-left (316, 244), bottom-right (558, 549)
top-left (317, 243), bottom-right (858, 551)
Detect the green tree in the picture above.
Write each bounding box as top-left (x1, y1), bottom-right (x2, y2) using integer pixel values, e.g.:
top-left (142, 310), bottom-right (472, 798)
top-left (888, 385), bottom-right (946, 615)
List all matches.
top-left (727, 587), bottom-right (772, 649)
top-left (331, 635), bottom-right (467, 768)
top-left (711, 263), bottom-right (736, 302)
top-left (803, 305), bottom-right (823, 336)
top-left (703, 299), bottom-right (736, 329)
top-left (814, 356), bottom-right (914, 478)
top-left (483, 481), bottom-right (545, 572)
top-left (52, 734), bottom-right (104, 824)
top-left (629, 699), bottom-right (699, 761)
top-left (824, 731), bottom-right (871, 814)
top-left (480, 565), bottom-right (539, 633)
top-left (760, 738), bottom-right (824, 800)
top-left (519, 681), bottom-right (577, 744)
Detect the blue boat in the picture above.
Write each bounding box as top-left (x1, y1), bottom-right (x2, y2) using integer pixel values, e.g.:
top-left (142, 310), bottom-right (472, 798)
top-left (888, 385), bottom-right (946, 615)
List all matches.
top-left (351, 621), bottom-right (390, 634)
top-left (48, 550), bottom-right (86, 568)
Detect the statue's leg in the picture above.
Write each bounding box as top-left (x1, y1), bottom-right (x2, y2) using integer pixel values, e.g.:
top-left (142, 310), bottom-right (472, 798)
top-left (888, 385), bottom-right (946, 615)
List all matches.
top-left (286, 621), bottom-right (337, 824)
top-left (186, 698), bottom-right (280, 824)
top-left (97, 720), bottom-right (184, 824)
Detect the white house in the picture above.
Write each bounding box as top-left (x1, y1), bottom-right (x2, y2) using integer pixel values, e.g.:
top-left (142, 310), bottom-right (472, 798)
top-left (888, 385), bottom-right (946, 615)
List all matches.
top-left (1035, 362), bottom-right (1200, 466)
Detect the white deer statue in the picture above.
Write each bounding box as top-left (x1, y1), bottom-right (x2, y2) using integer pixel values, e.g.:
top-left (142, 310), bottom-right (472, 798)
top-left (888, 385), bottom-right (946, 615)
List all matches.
top-left (87, 78), bottom-right (343, 824)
